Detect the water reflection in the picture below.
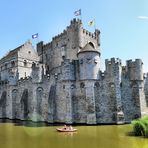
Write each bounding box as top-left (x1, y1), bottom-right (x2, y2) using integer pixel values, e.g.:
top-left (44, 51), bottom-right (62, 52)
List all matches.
top-left (58, 131), bottom-right (77, 137)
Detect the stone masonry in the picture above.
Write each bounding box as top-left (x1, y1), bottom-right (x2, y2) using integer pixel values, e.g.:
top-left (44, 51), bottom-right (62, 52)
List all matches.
top-left (0, 18), bottom-right (148, 124)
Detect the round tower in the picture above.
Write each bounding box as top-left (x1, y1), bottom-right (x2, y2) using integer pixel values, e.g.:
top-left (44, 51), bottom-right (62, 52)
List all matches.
top-left (77, 42), bottom-right (100, 80)
top-left (135, 59), bottom-right (143, 81)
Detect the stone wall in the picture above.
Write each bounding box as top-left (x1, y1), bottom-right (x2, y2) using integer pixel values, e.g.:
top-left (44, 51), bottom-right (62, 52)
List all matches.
top-left (0, 75), bottom-right (56, 121)
top-left (0, 57), bottom-right (148, 124)
top-left (78, 52), bottom-right (100, 80)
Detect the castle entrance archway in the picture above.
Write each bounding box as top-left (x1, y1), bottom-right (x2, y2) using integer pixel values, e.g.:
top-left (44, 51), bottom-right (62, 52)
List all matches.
top-left (21, 89), bottom-right (29, 119)
top-left (36, 87), bottom-right (43, 116)
top-left (12, 89), bottom-right (18, 119)
top-left (48, 85), bottom-right (56, 121)
top-left (0, 91), bottom-right (7, 117)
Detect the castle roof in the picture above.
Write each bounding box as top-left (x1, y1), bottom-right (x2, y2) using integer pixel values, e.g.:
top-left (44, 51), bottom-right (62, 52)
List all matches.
top-left (0, 44), bottom-right (23, 63)
top-left (7, 45), bottom-right (22, 56)
top-left (0, 41), bottom-right (32, 63)
top-left (78, 42), bottom-right (99, 54)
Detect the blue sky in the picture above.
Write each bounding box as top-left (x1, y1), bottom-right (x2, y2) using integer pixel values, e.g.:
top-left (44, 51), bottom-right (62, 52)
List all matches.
top-left (0, 0), bottom-right (148, 71)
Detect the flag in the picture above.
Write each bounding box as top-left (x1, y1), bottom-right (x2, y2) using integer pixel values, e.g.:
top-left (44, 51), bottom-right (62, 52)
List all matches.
top-left (74, 9), bottom-right (81, 16)
top-left (32, 33), bottom-right (38, 39)
top-left (88, 20), bottom-right (95, 27)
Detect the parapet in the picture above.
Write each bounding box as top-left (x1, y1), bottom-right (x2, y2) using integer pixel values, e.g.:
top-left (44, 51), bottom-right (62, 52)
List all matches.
top-left (17, 76), bottom-right (32, 85)
top-left (126, 59), bottom-right (143, 67)
top-left (105, 58), bottom-right (122, 66)
top-left (37, 41), bottom-right (52, 56)
top-left (70, 18), bottom-right (82, 25)
top-left (105, 58), bottom-right (122, 77)
top-left (126, 59), bottom-right (132, 67)
top-left (82, 28), bottom-right (100, 41)
top-left (52, 18), bottom-right (82, 42)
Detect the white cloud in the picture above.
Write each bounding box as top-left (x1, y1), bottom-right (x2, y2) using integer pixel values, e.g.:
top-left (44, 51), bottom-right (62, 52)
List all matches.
top-left (137, 16), bottom-right (148, 20)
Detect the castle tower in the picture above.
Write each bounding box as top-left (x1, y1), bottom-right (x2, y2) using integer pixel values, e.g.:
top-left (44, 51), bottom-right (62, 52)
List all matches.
top-left (77, 41), bottom-right (101, 124)
top-left (126, 59), bottom-right (148, 117)
top-left (126, 59), bottom-right (143, 81)
top-left (105, 58), bottom-right (124, 124)
top-left (77, 42), bottom-right (100, 80)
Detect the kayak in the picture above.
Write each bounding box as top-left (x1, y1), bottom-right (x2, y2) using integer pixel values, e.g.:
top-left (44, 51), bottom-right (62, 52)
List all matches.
top-left (56, 128), bottom-right (77, 132)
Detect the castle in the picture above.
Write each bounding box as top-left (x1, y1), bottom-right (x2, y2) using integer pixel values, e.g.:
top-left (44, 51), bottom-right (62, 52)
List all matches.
top-left (0, 18), bottom-right (148, 124)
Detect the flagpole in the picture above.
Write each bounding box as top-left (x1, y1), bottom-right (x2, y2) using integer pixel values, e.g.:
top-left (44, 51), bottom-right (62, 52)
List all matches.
top-left (32, 33), bottom-right (39, 51)
top-left (94, 19), bottom-right (96, 30)
top-left (36, 35), bottom-right (39, 44)
top-left (80, 9), bottom-right (82, 22)
top-left (36, 37), bottom-right (39, 52)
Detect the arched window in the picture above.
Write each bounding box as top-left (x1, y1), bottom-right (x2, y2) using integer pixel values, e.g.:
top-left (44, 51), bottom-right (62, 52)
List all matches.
top-left (88, 42), bottom-right (95, 48)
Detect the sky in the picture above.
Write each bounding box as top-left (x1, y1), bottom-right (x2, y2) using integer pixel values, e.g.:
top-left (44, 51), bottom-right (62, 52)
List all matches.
top-left (0, 0), bottom-right (148, 72)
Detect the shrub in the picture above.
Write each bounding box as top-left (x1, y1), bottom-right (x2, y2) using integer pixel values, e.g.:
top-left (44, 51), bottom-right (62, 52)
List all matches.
top-left (132, 116), bottom-right (148, 137)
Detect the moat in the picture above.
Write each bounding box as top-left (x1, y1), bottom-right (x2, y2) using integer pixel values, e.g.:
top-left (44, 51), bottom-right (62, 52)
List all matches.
top-left (0, 120), bottom-right (147, 148)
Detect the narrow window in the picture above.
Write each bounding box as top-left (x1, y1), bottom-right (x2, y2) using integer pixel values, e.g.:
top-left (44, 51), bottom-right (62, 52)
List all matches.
top-left (24, 60), bottom-right (27, 67)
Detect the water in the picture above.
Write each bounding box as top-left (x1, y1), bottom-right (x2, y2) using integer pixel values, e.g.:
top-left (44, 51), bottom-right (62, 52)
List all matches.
top-left (0, 121), bottom-right (147, 148)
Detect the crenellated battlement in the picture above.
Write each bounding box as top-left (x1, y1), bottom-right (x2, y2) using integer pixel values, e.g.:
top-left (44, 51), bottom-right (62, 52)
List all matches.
top-left (43, 42), bottom-right (52, 50)
top-left (52, 30), bottom-right (67, 41)
top-left (51, 18), bottom-right (82, 42)
top-left (17, 76), bottom-right (32, 85)
top-left (126, 59), bottom-right (132, 67)
top-left (126, 59), bottom-right (143, 68)
top-left (70, 18), bottom-right (82, 25)
top-left (105, 58), bottom-right (122, 67)
top-left (82, 29), bottom-right (98, 39)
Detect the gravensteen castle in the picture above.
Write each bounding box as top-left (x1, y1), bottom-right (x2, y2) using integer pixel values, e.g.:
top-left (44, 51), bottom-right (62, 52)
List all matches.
top-left (0, 18), bottom-right (148, 124)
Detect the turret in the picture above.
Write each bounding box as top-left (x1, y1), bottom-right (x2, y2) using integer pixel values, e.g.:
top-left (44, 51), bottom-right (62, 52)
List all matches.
top-left (77, 42), bottom-right (100, 80)
top-left (126, 59), bottom-right (143, 81)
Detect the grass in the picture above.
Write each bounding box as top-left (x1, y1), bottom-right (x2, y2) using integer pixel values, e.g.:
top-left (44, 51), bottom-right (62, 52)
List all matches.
top-left (132, 116), bottom-right (148, 137)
